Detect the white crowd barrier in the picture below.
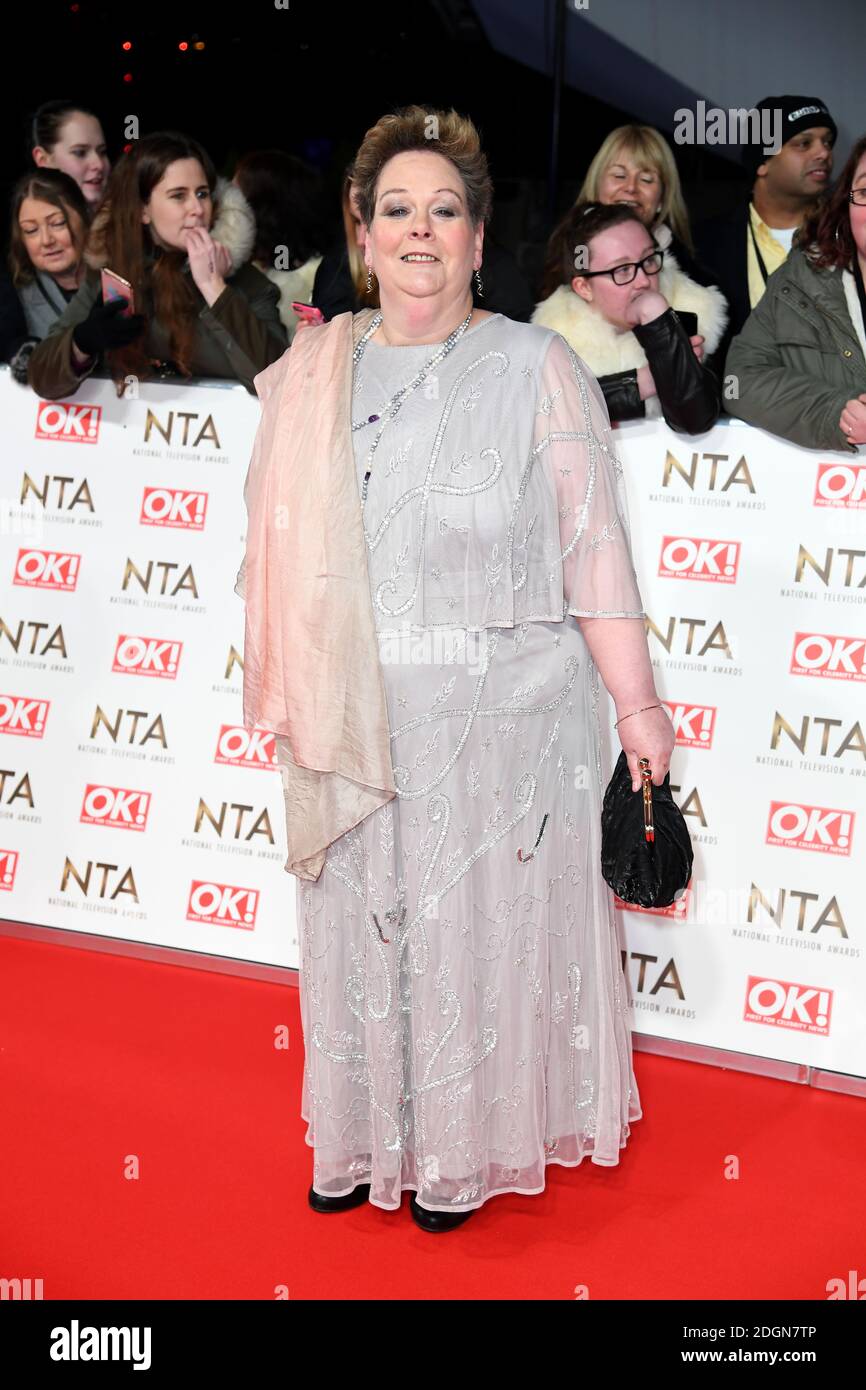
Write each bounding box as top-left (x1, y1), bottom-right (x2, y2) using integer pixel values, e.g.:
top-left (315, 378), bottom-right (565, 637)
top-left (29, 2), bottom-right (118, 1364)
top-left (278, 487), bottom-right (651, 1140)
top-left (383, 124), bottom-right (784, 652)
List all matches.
top-left (0, 370), bottom-right (296, 967)
top-left (0, 367), bottom-right (862, 1078)
top-left (614, 414), bottom-right (864, 1078)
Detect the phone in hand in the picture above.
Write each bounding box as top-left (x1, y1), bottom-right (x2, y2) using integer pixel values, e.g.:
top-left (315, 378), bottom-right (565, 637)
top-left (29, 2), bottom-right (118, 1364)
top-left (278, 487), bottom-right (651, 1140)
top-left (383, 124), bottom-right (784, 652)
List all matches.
top-left (101, 267), bottom-right (135, 317)
top-left (675, 309), bottom-right (698, 337)
top-left (291, 300), bottom-right (324, 325)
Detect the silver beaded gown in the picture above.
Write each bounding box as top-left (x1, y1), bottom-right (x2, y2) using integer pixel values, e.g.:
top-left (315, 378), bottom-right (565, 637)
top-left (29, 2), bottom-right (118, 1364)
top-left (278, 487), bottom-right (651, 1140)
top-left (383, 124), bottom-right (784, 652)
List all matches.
top-left (297, 312), bottom-right (646, 1213)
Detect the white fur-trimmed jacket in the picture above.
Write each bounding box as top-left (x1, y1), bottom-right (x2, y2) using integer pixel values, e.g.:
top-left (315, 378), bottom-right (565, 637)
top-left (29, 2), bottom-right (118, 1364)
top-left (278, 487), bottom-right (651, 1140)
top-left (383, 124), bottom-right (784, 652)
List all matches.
top-left (531, 250), bottom-right (728, 379)
top-left (531, 248), bottom-right (728, 430)
top-left (209, 177), bottom-right (256, 269)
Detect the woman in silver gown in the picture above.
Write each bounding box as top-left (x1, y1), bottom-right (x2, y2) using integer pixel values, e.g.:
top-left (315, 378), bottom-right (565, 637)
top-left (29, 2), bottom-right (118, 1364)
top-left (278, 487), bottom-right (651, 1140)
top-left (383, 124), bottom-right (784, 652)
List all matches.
top-left (287, 106), bottom-right (675, 1231)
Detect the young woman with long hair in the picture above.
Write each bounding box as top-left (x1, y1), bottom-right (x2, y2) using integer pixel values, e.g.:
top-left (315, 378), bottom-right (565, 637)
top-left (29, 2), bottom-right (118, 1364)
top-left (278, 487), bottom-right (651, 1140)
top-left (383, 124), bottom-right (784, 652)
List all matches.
top-left (28, 130), bottom-right (287, 399)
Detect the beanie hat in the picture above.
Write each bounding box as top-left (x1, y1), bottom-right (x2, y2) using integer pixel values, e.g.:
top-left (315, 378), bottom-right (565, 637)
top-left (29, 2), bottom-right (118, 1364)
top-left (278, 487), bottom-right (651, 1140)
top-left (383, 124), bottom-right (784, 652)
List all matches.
top-left (742, 96), bottom-right (837, 174)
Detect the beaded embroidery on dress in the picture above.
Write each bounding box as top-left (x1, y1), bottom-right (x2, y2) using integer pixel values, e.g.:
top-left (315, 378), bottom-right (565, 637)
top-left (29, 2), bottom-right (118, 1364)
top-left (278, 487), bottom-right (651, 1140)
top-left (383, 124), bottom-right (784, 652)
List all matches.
top-left (298, 312), bottom-right (645, 1212)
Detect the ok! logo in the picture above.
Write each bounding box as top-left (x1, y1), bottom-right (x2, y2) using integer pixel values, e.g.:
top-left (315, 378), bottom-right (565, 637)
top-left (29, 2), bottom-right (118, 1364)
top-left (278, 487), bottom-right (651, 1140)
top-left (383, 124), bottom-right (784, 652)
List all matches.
top-left (34, 400), bottom-right (101, 444)
top-left (0, 848), bottom-right (19, 891)
top-left (140, 487), bottom-right (208, 531)
top-left (112, 635), bottom-right (182, 680)
top-left (80, 784), bottom-right (151, 832)
top-left (790, 631), bottom-right (866, 682)
top-left (766, 801), bottom-right (854, 856)
top-left (660, 701), bottom-right (716, 749)
top-left (214, 724), bottom-right (277, 770)
top-left (186, 880), bottom-right (259, 929)
top-left (814, 460), bottom-right (866, 509)
top-left (0, 694), bottom-right (50, 738)
top-left (658, 535), bottom-right (740, 584)
top-left (744, 975), bottom-right (832, 1035)
top-left (13, 548), bottom-right (81, 592)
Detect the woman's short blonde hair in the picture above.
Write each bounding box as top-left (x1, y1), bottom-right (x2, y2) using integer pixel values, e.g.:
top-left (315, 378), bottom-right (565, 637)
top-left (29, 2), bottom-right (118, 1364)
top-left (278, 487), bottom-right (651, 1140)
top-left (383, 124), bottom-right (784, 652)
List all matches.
top-left (578, 124), bottom-right (694, 253)
top-left (351, 104), bottom-right (493, 229)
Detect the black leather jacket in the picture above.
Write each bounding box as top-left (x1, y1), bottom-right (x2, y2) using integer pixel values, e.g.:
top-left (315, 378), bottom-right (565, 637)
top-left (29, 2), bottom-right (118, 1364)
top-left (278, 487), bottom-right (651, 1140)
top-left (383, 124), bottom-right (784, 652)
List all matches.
top-left (598, 308), bottom-right (721, 434)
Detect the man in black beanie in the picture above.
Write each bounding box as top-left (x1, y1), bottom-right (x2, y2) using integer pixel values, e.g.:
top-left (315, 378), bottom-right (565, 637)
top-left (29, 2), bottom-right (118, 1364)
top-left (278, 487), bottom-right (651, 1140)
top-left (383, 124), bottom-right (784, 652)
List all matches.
top-left (695, 96), bottom-right (837, 373)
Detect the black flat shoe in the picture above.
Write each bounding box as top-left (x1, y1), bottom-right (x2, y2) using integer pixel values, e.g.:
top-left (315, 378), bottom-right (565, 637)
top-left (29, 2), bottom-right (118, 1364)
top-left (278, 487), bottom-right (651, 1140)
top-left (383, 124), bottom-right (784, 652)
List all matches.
top-left (409, 1192), bottom-right (474, 1232)
top-left (308, 1182), bottom-right (371, 1212)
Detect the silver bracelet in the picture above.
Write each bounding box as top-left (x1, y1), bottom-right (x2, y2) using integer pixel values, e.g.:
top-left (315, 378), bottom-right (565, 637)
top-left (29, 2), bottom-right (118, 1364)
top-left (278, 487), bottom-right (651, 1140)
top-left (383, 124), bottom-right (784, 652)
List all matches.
top-left (614, 702), bottom-right (662, 729)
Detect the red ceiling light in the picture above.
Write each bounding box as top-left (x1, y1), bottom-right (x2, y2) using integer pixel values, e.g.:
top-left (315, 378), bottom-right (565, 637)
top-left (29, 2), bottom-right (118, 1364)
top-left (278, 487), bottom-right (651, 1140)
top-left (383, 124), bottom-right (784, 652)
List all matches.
top-left (123, 73), bottom-right (133, 83)
top-left (178, 41), bottom-right (188, 51)
top-left (122, 41), bottom-right (132, 51)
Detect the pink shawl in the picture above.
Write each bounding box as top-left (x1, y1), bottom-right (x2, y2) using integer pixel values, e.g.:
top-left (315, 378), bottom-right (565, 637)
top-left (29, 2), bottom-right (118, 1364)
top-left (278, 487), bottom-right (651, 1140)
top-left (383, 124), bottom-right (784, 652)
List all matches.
top-left (235, 308), bottom-right (396, 882)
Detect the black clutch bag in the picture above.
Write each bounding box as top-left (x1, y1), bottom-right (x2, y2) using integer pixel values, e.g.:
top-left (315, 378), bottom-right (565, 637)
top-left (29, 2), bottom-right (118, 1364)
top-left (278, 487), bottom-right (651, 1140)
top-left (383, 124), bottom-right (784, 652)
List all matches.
top-left (601, 752), bottom-right (693, 909)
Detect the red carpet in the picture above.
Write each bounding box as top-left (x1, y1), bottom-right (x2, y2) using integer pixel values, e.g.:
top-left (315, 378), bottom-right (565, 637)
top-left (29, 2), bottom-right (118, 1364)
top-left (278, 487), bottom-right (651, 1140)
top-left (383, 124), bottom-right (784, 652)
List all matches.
top-left (1, 932), bottom-right (863, 1301)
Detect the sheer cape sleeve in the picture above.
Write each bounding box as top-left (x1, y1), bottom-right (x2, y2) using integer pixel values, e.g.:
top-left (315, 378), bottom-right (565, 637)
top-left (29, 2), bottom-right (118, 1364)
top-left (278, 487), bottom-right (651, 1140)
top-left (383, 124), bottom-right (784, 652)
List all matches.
top-left (534, 331), bottom-right (645, 620)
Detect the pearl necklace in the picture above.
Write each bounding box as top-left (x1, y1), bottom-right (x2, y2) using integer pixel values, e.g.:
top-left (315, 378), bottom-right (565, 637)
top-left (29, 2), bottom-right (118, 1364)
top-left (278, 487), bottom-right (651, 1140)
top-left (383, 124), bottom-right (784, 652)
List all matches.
top-left (351, 308), bottom-right (474, 506)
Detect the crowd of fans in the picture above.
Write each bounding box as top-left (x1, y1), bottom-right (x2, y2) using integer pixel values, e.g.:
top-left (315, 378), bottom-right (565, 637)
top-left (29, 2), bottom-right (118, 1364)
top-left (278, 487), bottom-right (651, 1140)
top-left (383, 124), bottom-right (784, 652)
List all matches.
top-left (3, 93), bottom-right (864, 453)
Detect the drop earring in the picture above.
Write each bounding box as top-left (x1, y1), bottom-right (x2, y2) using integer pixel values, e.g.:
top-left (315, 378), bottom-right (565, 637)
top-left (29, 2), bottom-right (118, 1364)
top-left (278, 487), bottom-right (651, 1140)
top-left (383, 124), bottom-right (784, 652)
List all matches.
top-left (474, 266), bottom-right (484, 298)
top-left (366, 266), bottom-right (374, 292)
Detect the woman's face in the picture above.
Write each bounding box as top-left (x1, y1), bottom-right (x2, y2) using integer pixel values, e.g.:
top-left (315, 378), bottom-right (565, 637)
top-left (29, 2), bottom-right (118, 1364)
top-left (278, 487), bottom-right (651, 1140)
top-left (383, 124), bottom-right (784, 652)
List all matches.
top-left (572, 219), bottom-right (660, 329)
top-left (597, 151), bottom-right (663, 227)
top-left (33, 112), bottom-right (110, 206)
top-left (141, 158), bottom-right (213, 252)
top-left (18, 195), bottom-right (82, 277)
top-left (849, 155), bottom-right (866, 261)
top-left (364, 150), bottom-right (482, 308)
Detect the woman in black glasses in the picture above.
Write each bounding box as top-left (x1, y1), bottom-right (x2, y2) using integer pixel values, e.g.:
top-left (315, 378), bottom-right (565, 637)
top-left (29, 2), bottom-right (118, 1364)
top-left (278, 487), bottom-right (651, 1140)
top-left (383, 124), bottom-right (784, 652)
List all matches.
top-left (533, 202), bottom-right (727, 433)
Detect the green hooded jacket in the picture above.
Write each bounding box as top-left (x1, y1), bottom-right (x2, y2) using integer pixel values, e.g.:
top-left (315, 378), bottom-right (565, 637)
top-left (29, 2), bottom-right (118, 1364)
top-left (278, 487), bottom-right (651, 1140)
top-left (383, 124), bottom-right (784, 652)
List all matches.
top-left (725, 246), bottom-right (866, 454)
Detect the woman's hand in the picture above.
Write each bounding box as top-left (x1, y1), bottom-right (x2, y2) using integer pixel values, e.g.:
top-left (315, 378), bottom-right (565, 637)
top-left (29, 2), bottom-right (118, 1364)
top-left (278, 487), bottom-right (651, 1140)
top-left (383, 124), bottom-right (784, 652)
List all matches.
top-left (839, 394), bottom-right (866, 445)
top-left (616, 704), bottom-right (676, 791)
top-left (183, 226), bottom-right (227, 307)
top-left (624, 288), bottom-right (669, 328)
top-left (636, 363), bottom-right (658, 400)
top-left (71, 297), bottom-right (146, 358)
top-left (689, 333), bottom-right (705, 363)
top-left (211, 239), bottom-right (233, 279)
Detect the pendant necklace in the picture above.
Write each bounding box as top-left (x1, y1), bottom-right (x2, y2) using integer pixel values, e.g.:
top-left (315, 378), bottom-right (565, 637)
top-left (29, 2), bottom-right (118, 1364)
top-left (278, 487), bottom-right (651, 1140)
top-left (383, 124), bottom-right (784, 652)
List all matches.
top-left (351, 308), bottom-right (474, 507)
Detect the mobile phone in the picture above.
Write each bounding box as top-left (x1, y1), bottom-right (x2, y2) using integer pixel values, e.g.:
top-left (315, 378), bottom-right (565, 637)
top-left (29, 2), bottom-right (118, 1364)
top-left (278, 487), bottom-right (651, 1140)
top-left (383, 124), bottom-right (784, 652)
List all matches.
top-left (101, 267), bottom-right (135, 317)
top-left (675, 309), bottom-right (698, 337)
top-left (291, 301), bottom-right (324, 325)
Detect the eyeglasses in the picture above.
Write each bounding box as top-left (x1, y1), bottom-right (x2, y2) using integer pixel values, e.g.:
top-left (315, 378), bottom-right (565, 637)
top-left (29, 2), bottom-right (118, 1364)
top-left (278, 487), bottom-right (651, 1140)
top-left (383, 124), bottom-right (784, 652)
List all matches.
top-left (848, 188), bottom-right (866, 205)
top-left (580, 248), bottom-right (664, 285)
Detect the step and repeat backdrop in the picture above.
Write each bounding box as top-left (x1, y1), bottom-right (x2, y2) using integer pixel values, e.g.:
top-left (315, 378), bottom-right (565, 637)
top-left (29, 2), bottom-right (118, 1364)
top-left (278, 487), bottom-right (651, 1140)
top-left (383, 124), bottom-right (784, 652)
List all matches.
top-left (609, 415), bottom-right (863, 1079)
top-left (0, 371), bottom-right (293, 965)
top-left (0, 367), bottom-right (862, 1076)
